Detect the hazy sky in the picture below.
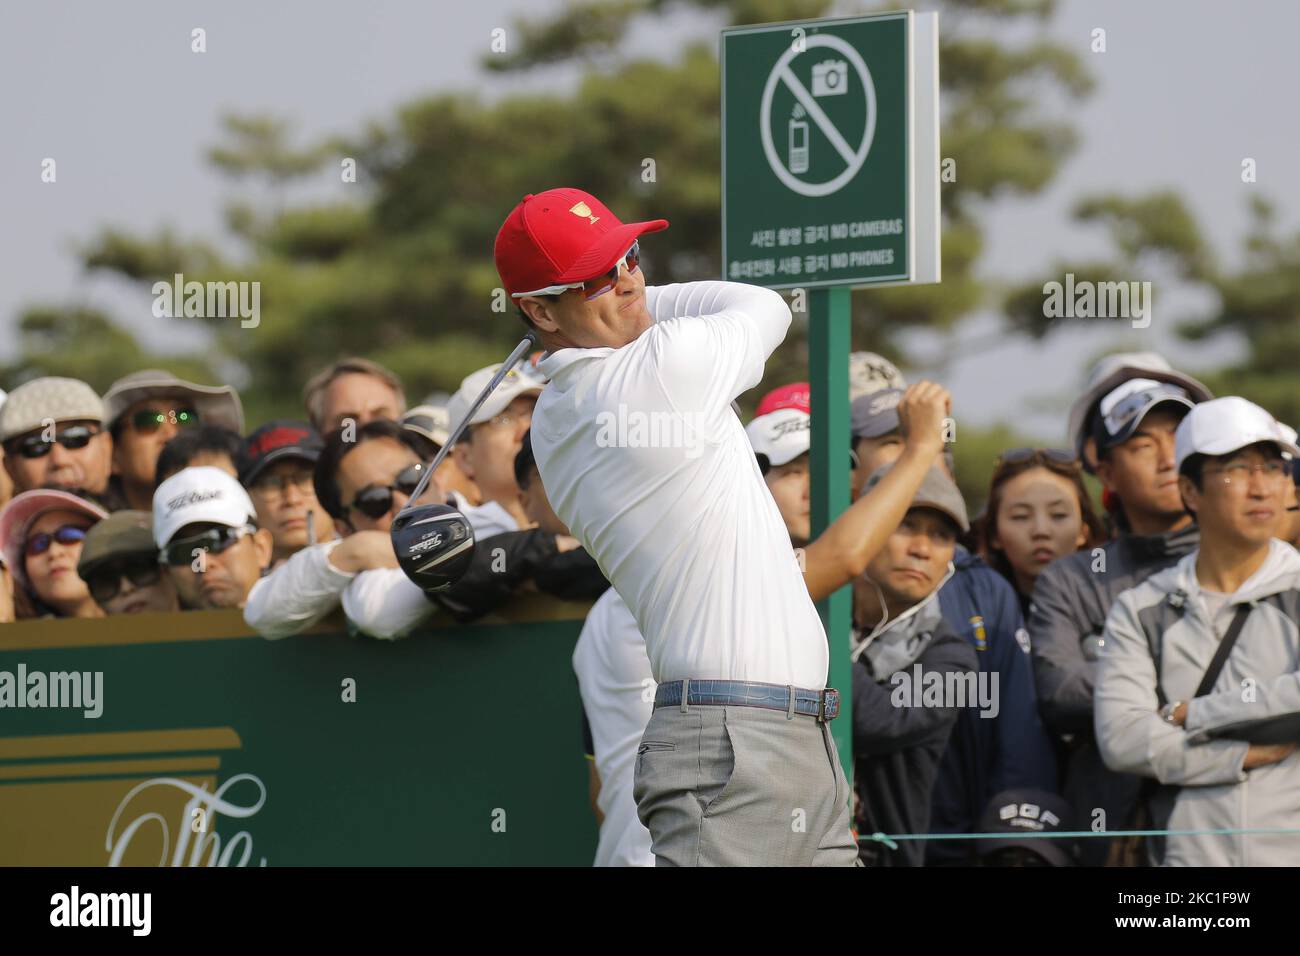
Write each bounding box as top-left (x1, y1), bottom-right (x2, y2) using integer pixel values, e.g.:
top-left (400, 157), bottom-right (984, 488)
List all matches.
top-left (3, 0), bottom-right (1296, 440)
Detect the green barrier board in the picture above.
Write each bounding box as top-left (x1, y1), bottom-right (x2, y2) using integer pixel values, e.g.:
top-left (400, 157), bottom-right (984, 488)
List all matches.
top-left (0, 601), bottom-right (596, 866)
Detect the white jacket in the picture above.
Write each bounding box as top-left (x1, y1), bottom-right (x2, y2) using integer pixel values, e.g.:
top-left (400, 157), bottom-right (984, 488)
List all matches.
top-left (1095, 539), bottom-right (1300, 866)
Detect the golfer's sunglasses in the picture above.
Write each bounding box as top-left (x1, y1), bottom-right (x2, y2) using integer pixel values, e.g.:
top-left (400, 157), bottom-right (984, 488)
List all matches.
top-left (130, 407), bottom-right (199, 432)
top-left (346, 463), bottom-right (426, 520)
top-left (514, 242), bottom-right (641, 301)
top-left (160, 525), bottom-right (254, 567)
top-left (86, 557), bottom-right (163, 603)
top-left (8, 424), bottom-right (101, 460)
top-left (25, 524), bottom-right (90, 556)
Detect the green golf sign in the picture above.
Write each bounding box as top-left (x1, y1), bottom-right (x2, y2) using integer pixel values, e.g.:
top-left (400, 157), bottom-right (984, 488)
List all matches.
top-left (721, 12), bottom-right (939, 289)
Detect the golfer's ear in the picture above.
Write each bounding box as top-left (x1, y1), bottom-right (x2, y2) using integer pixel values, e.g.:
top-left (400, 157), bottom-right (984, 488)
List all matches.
top-left (520, 297), bottom-right (560, 334)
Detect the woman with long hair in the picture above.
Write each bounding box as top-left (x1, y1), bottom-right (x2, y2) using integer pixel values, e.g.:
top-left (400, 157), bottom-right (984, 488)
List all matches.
top-left (979, 448), bottom-right (1106, 615)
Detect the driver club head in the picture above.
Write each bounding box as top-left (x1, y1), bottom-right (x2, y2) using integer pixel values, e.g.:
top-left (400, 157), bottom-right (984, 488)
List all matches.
top-left (390, 503), bottom-right (475, 592)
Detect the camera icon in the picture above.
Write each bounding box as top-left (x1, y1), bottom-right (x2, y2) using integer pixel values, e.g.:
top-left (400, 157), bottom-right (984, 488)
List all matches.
top-left (811, 59), bottom-right (848, 97)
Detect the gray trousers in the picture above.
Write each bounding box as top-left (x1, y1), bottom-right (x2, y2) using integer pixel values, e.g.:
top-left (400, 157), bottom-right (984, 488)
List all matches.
top-left (632, 699), bottom-right (861, 866)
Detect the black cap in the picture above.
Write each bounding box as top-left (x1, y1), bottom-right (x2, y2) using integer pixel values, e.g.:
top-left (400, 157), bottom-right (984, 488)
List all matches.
top-left (239, 421), bottom-right (324, 485)
top-left (977, 789), bottom-right (1075, 866)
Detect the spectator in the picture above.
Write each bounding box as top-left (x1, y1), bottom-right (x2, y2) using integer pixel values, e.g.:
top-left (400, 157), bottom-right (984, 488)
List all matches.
top-left (1283, 462), bottom-right (1300, 549)
top-left (244, 419), bottom-right (436, 640)
top-left (402, 404), bottom-right (480, 504)
top-left (976, 789), bottom-right (1077, 867)
top-left (153, 466), bottom-right (272, 610)
top-left (851, 464), bottom-right (979, 866)
top-left (0, 388), bottom-right (12, 511)
top-left (1096, 397), bottom-right (1300, 865)
top-left (76, 511), bottom-right (179, 615)
top-left (840, 394), bottom-right (1064, 864)
top-left (239, 421), bottom-right (335, 568)
top-left (1275, 423), bottom-right (1300, 549)
top-left (850, 388), bottom-right (906, 501)
top-left (0, 552), bottom-right (12, 623)
top-left (980, 448), bottom-right (1105, 617)
top-left (746, 383), bottom-right (812, 545)
top-left (447, 364), bottom-right (543, 532)
top-left (924, 459), bottom-right (1064, 864)
top-left (573, 583), bottom-right (655, 867)
top-left (154, 425), bottom-right (243, 485)
top-left (0, 377), bottom-right (116, 507)
top-left (848, 350), bottom-right (906, 402)
top-left (1030, 351), bottom-right (1213, 865)
top-left (0, 489), bottom-right (108, 619)
top-left (103, 370), bottom-right (244, 511)
top-left (303, 357), bottom-right (406, 434)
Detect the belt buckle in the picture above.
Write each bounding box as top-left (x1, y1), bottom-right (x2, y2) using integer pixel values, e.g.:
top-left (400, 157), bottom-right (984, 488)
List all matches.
top-left (819, 688), bottom-right (839, 722)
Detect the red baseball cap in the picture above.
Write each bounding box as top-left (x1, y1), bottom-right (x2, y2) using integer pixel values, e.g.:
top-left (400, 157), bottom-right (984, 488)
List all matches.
top-left (494, 188), bottom-right (669, 297)
top-left (756, 383), bottom-right (811, 417)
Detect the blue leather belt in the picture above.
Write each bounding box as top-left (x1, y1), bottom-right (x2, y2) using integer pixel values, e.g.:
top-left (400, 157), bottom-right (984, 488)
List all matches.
top-left (653, 679), bottom-right (840, 721)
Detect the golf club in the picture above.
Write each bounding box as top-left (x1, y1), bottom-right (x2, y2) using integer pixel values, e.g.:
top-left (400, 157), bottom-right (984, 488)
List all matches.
top-left (391, 331), bottom-right (539, 592)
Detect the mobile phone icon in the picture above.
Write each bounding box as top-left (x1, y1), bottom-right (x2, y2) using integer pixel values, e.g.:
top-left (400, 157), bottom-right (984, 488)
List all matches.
top-left (789, 120), bottom-right (809, 174)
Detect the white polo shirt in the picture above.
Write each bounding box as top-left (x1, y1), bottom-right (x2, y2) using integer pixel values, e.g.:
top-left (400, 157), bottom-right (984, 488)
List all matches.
top-left (532, 280), bottom-right (828, 688)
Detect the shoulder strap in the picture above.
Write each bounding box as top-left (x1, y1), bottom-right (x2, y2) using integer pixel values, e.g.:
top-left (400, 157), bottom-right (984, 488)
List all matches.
top-left (1192, 603), bottom-right (1252, 699)
top-left (1145, 594), bottom-right (1188, 708)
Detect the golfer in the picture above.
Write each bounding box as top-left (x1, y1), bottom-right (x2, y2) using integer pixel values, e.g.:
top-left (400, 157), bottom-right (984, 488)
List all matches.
top-left (496, 188), bottom-right (859, 866)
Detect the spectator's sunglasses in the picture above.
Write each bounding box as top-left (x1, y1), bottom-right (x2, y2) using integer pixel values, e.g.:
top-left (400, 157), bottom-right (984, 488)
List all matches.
top-left (160, 525), bottom-right (255, 567)
top-left (25, 524), bottom-right (90, 556)
top-left (346, 463), bottom-right (426, 520)
top-left (86, 557), bottom-right (163, 603)
top-left (996, 447), bottom-right (1079, 470)
top-left (8, 424), bottom-right (101, 459)
top-left (513, 242), bottom-right (640, 301)
top-left (131, 407), bottom-right (199, 432)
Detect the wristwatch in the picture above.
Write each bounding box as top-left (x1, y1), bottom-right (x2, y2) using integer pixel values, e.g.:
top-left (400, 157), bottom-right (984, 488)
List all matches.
top-left (1161, 701), bottom-right (1184, 724)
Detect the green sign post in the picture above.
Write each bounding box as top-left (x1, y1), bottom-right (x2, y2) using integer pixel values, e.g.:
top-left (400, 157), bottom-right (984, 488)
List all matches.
top-left (722, 12), bottom-right (940, 786)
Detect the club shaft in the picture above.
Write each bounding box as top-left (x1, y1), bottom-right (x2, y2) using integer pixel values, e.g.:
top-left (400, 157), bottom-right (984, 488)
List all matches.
top-left (401, 332), bottom-right (538, 511)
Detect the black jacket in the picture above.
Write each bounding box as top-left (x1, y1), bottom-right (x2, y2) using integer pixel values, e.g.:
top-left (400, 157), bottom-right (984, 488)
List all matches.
top-left (853, 598), bottom-right (978, 866)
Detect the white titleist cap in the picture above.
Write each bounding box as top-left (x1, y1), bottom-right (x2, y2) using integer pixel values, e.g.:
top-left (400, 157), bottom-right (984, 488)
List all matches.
top-left (153, 466), bottom-right (257, 546)
top-left (447, 365), bottom-right (544, 430)
top-left (1174, 397), bottom-right (1300, 472)
top-left (746, 408), bottom-right (811, 471)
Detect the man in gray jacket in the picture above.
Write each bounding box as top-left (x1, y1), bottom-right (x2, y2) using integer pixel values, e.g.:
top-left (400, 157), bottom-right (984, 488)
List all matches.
top-left (1096, 396), bottom-right (1300, 866)
top-left (1029, 352), bottom-right (1213, 864)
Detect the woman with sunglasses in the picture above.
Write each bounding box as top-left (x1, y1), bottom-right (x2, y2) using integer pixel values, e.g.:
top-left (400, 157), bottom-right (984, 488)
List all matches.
top-left (979, 448), bottom-right (1105, 617)
top-left (0, 489), bottom-right (108, 620)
